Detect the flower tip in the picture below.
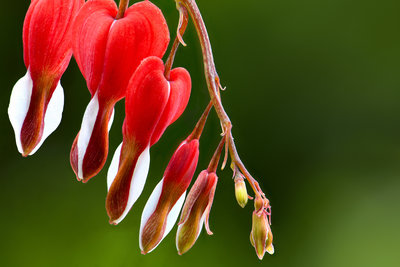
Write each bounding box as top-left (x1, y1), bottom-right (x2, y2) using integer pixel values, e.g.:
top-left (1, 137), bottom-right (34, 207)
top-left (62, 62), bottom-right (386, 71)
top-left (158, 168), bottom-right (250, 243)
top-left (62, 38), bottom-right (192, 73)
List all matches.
top-left (266, 244), bottom-right (275, 255)
top-left (21, 142), bottom-right (36, 157)
top-left (141, 250), bottom-right (147, 255)
top-left (176, 246), bottom-right (188, 256)
top-left (108, 219), bottom-right (118, 226)
top-left (256, 252), bottom-right (265, 260)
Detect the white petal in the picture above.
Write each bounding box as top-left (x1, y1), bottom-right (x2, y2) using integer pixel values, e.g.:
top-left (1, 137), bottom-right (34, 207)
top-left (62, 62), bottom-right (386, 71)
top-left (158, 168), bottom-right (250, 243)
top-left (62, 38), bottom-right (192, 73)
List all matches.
top-left (8, 71), bottom-right (33, 154)
top-left (139, 177), bottom-right (186, 253)
top-left (110, 146), bottom-right (151, 225)
top-left (107, 142), bottom-right (122, 190)
top-left (77, 92), bottom-right (100, 179)
top-left (29, 79), bottom-right (64, 155)
top-left (108, 108), bottom-right (115, 132)
top-left (163, 192), bottom-right (186, 241)
top-left (8, 70), bottom-right (64, 155)
top-left (139, 178), bottom-right (164, 250)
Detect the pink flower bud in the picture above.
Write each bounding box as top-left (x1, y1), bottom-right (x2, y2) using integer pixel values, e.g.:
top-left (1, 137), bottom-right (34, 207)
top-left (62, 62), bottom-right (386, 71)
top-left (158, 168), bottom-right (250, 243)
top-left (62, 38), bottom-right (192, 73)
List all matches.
top-left (69, 0), bottom-right (170, 182)
top-left (139, 138), bottom-right (199, 254)
top-left (250, 196), bottom-right (274, 260)
top-left (176, 169), bottom-right (218, 255)
top-left (106, 56), bottom-right (191, 225)
top-left (8, 0), bottom-right (83, 156)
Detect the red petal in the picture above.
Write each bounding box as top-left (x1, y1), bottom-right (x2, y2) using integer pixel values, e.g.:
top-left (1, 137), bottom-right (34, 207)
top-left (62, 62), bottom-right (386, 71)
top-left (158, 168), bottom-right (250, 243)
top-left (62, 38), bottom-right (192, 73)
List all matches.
top-left (168, 68), bottom-right (192, 124)
top-left (123, 57), bottom-right (169, 146)
top-left (161, 139), bottom-right (199, 193)
top-left (72, 0), bottom-right (117, 95)
top-left (150, 67), bottom-right (191, 146)
top-left (73, 0), bottom-right (169, 99)
top-left (26, 0), bottom-right (83, 82)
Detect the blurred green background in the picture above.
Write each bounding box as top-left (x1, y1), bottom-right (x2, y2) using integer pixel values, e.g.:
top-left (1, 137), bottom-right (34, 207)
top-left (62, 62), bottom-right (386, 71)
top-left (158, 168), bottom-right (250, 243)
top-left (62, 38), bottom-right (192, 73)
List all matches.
top-left (1, 0), bottom-right (400, 266)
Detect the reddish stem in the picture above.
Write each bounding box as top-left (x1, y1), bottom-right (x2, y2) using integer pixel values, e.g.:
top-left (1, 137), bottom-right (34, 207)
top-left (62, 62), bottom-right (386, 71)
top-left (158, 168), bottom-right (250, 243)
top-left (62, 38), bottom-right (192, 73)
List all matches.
top-left (188, 101), bottom-right (213, 141)
top-left (164, 6), bottom-right (189, 79)
top-left (174, 0), bottom-right (268, 204)
top-left (116, 0), bottom-right (129, 19)
top-left (207, 137), bottom-right (225, 173)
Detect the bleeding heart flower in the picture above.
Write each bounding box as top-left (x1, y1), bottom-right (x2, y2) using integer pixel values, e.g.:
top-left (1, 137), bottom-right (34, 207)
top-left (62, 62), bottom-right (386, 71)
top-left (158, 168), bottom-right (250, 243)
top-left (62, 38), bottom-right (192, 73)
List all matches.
top-left (8, 0), bottom-right (83, 156)
top-left (70, 0), bottom-right (170, 182)
top-left (175, 136), bottom-right (224, 255)
top-left (106, 56), bottom-right (191, 225)
top-left (139, 138), bottom-right (199, 254)
top-left (139, 102), bottom-right (212, 254)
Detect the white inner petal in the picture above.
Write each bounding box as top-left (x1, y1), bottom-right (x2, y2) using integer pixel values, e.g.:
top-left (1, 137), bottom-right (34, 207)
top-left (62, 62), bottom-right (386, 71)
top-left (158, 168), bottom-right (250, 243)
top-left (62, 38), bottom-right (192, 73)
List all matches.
top-left (8, 70), bottom-right (64, 156)
top-left (77, 92), bottom-right (100, 179)
top-left (112, 146), bottom-right (151, 225)
top-left (29, 80), bottom-right (64, 155)
top-left (107, 142), bottom-right (122, 190)
top-left (139, 178), bottom-right (186, 253)
top-left (8, 70), bottom-right (33, 154)
top-left (108, 108), bottom-right (115, 132)
top-left (162, 192), bottom-right (186, 241)
top-left (139, 178), bottom-right (165, 250)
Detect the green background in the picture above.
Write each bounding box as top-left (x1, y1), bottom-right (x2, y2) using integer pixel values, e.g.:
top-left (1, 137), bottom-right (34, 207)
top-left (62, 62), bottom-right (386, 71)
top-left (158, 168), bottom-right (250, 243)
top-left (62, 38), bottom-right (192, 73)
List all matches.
top-left (1, 0), bottom-right (400, 266)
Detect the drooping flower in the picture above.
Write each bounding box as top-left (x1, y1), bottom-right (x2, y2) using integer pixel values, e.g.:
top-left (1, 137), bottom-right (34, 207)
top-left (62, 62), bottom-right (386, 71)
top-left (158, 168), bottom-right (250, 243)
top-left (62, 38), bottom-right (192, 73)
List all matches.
top-left (106, 56), bottom-right (191, 225)
top-left (250, 195), bottom-right (274, 259)
top-left (139, 139), bottom-right (199, 254)
top-left (175, 169), bottom-right (218, 255)
top-left (175, 138), bottom-right (225, 255)
top-left (8, 0), bottom-right (83, 156)
top-left (70, 0), bottom-right (170, 182)
top-left (139, 103), bottom-right (212, 254)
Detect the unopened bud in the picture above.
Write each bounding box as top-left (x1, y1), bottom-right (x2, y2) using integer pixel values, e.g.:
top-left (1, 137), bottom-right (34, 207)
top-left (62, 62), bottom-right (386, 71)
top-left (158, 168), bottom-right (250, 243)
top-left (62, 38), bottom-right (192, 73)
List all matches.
top-left (254, 194), bottom-right (264, 211)
top-left (250, 195), bottom-right (274, 259)
top-left (234, 174), bottom-right (248, 208)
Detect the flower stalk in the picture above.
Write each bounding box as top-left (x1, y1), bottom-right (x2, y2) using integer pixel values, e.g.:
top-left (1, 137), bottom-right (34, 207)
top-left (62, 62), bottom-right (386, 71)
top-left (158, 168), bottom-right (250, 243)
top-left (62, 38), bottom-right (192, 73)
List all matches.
top-left (173, 0), bottom-right (270, 208)
top-left (116, 0), bottom-right (130, 19)
top-left (164, 5), bottom-right (188, 79)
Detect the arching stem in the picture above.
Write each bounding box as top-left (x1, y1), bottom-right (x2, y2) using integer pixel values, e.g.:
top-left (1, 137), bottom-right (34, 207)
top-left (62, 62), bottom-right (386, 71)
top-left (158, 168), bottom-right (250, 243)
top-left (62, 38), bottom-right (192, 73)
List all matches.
top-left (174, 0), bottom-right (269, 205)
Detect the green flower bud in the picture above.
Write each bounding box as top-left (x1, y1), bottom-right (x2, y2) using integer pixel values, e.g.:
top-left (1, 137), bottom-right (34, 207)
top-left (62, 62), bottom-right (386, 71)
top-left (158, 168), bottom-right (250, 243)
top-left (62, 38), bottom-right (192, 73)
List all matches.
top-left (234, 175), bottom-right (248, 208)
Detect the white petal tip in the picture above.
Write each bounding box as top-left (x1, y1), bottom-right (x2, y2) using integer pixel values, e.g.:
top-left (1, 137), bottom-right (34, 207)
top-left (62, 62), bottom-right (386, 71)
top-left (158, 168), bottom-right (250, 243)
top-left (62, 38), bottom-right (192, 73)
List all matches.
top-left (108, 146), bottom-right (151, 225)
top-left (8, 70), bottom-right (64, 156)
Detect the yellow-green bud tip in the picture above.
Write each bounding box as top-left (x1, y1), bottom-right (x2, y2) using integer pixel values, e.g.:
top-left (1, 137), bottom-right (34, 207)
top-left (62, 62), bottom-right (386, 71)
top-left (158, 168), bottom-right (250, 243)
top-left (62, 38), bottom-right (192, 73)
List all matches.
top-left (234, 176), bottom-right (248, 208)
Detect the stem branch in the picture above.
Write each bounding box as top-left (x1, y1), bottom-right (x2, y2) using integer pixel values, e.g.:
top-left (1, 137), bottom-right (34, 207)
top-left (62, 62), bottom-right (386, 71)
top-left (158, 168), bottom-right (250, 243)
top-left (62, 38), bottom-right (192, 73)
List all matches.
top-left (175, 0), bottom-right (268, 204)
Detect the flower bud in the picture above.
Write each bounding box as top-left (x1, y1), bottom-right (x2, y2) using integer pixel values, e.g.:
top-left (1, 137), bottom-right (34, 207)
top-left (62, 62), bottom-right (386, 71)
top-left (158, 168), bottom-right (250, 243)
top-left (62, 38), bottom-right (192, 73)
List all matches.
top-left (176, 170), bottom-right (218, 255)
top-left (234, 174), bottom-right (248, 208)
top-left (250, 196), bottom-right (274, 260)
top-left (139, 139), bottom-right (199, 254)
